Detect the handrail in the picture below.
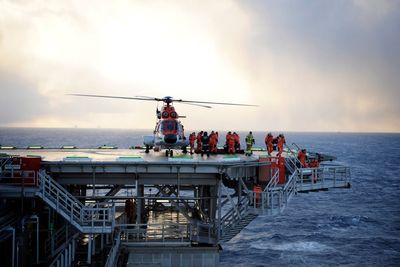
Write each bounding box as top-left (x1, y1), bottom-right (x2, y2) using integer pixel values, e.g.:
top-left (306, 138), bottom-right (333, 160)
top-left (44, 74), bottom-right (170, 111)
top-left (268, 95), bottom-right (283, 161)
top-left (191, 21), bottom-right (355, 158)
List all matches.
top-left (284, 143), bottom-right (302, 166)
top-left (0, 156), bottom-right (12, 172)
top-left (49, 233), bottom-right (78, 267)
top-left (264, 169), bottom-right (279, 192)
top-left (37, 170), bottom-right (115, 233)
top-left (291, 142), bottom-right (301, 151)
top-left (118, 222), bottom-right (194, 243)
top-left (104, 231), bottom-right (121, 267)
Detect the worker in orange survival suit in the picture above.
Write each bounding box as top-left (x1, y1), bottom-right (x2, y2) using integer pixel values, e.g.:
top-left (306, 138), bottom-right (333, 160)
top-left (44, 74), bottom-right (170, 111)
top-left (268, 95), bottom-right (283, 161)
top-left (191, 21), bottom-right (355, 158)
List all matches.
top-left (189, 132), bottom-right (196, 155)
top-left (277, 134), bottom-right (286, 157)
top-left (227, 132), bottom-right (236, 154)
top-left (297, 149), bottom-right (308, 168)
top-left (209, 131), bottom-right (217, 154)
top-left (196, 131), bottom-right (203, 153)
top-left (265, 133), bottom-right (273, 156)
top-left (308, 153), bottom-right (320, 183)
top-left (233, 132), bottom-right (240, 151)
top-left (213, 131), bottom-right (220, 153)
top-left (253, 184), bottom-right (262, 207)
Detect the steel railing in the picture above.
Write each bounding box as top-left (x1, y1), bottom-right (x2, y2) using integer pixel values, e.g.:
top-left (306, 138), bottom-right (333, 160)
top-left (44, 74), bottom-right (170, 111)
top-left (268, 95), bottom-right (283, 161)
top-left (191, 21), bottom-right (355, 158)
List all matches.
top-left (37, 170), bottom-right (115, 233)
top-left (104, 231), bottom-right (121, 267)
top-left (297, 164), bottom-right (351, 191)
top-left (118, 222), bottom-right (192, 243)
top-left (220, 195), bottom-right (250, 237)
top-left (48, 234), bottom-right (78, 267)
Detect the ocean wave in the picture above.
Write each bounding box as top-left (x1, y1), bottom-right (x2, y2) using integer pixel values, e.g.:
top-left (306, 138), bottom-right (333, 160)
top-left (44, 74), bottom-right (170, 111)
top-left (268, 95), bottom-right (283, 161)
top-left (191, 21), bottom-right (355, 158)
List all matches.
top-left (250, 240), bottom-right (333, 253)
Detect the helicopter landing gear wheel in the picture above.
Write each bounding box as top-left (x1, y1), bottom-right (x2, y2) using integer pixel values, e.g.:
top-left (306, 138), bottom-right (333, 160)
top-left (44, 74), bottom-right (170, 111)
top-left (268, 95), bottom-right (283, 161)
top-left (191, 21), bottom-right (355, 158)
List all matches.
top-left (145, 145), bottom-right (150, 153)
top-left (170, 150), bottom-right (173, 157)
top-left (165, 150), bottom-right (169, 157)
top-left (182, 146), bottom-right (187, 154)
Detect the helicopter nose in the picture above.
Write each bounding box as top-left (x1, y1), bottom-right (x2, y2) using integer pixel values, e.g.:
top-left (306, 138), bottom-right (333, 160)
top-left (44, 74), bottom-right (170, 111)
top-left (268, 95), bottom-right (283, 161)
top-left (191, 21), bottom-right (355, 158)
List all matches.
top-left (164, 134), bottom-right (177, 144)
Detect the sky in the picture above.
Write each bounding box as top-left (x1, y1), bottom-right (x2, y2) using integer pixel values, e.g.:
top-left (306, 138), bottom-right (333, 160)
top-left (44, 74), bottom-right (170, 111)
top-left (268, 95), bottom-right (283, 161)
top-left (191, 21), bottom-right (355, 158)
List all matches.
top-left (0, 0), bottom-right (399, 132)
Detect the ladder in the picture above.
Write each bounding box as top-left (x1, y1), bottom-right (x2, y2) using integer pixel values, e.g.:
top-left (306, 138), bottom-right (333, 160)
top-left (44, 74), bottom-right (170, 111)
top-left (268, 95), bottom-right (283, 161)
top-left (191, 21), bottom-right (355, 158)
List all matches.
top-left (36, 170), bottom-right (115, 233)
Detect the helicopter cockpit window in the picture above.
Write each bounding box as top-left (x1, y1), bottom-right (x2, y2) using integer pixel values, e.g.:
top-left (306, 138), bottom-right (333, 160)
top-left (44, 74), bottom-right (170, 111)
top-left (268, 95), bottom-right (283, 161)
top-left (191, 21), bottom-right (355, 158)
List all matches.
top-left (161, 120), bottom-right (177, 131)
top-left (162, 111), bottom-right (169, 118)
top-left (170, 111), bottom-right (177, 118)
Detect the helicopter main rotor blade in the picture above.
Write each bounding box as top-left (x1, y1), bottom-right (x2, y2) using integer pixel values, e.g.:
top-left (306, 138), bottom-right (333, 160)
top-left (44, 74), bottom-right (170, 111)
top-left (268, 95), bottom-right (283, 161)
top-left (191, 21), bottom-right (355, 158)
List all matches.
top-left (68, 94), bottom-right (162, 102)
top-left (179, 102), bottom-right (212, 108)
top-left (175, 99), bottom-right (258, 107)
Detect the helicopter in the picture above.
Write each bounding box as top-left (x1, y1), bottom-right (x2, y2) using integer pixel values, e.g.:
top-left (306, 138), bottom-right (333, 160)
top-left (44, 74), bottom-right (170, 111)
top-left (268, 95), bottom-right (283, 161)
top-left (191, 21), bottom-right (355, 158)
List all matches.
top-left (69, 94), bottom-right (257, 156)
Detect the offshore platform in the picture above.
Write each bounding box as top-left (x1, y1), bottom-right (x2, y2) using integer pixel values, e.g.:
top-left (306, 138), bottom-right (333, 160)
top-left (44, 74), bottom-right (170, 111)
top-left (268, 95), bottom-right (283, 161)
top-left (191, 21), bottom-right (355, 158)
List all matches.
top-left (0, 145), bottom-right (350, 267)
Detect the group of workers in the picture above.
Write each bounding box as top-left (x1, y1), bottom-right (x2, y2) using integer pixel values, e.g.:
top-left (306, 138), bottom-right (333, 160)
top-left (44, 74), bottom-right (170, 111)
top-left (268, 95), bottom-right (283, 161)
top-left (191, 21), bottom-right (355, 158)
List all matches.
top-left (226, 131), bottom-right (241, 154)
top-left (189, 131), bottom-right (219, 156)
top-left (187, 131), bottom-right (319, 170)
top-left (264, 133), bottom-right (286, 157)
top-left (187, 131), bottom-right (290, 157)
top-left (297, 148), bottom-right (320, 169)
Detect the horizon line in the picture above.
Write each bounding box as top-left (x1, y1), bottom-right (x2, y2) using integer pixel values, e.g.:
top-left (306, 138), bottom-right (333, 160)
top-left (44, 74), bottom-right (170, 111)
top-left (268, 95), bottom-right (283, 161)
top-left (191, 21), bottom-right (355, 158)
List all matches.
top-left (0, 126), bottom-right (399, 134)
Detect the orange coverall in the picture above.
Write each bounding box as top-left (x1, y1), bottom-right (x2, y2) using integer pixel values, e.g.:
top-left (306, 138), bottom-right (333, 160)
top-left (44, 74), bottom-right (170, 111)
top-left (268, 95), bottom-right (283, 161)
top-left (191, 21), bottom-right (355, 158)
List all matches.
top-left (297, 150), bottom-right (308, 168)
top-left (277, 136), bottom-right (285, 157)
top-left (189, 133), bottom-right (196, 154)
top-left (227, 135), bottom-right (236, 154)
top-left (265, 134), bottom-right (273, 155)
top-left (196, 133), bottom-right (203, 153)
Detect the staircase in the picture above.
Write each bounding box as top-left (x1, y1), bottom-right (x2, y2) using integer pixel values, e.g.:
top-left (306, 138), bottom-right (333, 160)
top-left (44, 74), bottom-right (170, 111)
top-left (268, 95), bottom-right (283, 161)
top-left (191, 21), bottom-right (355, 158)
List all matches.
top-left (220, 213), bottom-right (258, 243)
top-left (36, 170), bottom-right (115, 233)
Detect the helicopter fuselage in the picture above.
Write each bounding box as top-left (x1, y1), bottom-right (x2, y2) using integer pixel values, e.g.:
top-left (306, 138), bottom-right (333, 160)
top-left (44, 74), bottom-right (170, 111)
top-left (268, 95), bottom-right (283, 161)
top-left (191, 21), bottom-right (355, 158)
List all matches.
top-left (143, 104), bottom-right (189, 152)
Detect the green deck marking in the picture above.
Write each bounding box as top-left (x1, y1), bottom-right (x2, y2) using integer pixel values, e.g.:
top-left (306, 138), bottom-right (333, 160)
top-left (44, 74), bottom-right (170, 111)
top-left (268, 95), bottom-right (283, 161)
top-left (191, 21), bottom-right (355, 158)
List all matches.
top-left (65, 156), bottom-right (90, 159)
top-left (223, 155), bottom-right (239, 159)
top-left (119, 156), bottom-right (142, 159)
top-left (27, 145), bottom-right (43, 149)
top-left (172, 155), bottom-right (193, 159)
top-left (61, 145), bottom-right (76, 149)
top-left (0, 146), bottom-right (15, 149)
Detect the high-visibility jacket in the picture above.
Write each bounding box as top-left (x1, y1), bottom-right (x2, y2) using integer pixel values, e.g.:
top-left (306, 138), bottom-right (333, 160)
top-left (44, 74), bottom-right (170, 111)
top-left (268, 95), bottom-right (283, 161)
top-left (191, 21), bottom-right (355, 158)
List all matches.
top-left (245, 134), bottom-right (255, 145)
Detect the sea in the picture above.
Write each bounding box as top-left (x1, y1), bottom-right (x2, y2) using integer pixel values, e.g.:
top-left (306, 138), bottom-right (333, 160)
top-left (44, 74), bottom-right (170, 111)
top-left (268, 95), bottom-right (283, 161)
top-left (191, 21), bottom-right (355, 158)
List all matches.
top-left (1, 128), bottom-right (400, 266)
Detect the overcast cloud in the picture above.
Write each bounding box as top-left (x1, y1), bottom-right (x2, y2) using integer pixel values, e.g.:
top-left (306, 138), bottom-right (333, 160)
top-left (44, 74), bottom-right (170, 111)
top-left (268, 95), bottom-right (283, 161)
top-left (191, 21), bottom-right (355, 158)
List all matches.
top-left (0, 0), bottom-right (399, 132)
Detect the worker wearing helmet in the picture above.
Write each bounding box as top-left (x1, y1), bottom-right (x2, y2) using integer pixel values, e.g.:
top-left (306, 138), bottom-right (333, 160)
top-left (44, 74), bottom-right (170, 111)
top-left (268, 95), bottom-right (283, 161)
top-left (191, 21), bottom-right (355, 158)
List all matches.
top-left (201, 131), bottom-right (210, 157)
top-left (189, 132), bottom-right (196, 155)
top-left (297, 149), bottom-right (308, 168)
top-left (277, 134), bottom-right (286, 157)
top-left (233, 132), bottom-right (240, 151)
top-left (209, 131), bottom-right (217, 154)
top-left (245, 131), bottom-right (255, 156)
top-left (227, 133), bottom-right (236, 154)
top-left (265, 133), bottom-right (273, 156)
top-left (196, 131), bottom-right (203, 153)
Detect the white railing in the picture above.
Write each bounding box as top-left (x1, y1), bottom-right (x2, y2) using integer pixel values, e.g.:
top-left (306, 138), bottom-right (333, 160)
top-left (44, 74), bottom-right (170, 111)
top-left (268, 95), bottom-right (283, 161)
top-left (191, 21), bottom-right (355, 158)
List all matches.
top-left (220, 195), bottom-right (250, 237)
top-left (49, 236), bottom-right (77, 267)
top-left (0, 156), bottom-right (12, 175)
top-left (297, 165), bottom-right (351, 191)
top-left (45, 225), bottom-right (75, 257)
top-left (282, 169), bottom-right (298, 205)
top-left (104, 232), bottom-right (121, 267)
top-left (37, 170), bottom-right (115, 233)
top-left (119, 222), bottom-right (192, 243)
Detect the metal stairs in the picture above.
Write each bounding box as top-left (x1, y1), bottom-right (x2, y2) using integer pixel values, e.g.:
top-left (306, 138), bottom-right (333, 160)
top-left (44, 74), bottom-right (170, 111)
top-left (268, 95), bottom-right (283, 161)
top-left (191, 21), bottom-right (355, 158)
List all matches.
top-left (220, 213), bottom-right (258, 243)
top-left (36, 170), bottom-right (115, 233)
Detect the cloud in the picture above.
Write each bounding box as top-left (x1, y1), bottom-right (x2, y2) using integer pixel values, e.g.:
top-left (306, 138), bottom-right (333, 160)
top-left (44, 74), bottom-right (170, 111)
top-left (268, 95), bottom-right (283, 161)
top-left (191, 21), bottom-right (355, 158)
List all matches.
top-left (0, 0), bottom-right (399, 132)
